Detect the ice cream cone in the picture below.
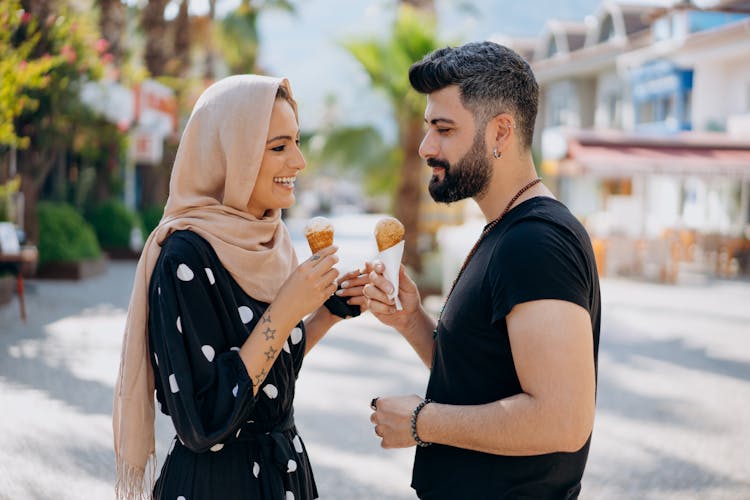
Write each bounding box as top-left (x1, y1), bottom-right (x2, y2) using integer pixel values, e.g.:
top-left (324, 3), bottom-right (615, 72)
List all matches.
top-left (304, 217), bottom-right (334, 254)
top-left (374, 216), bottom-right (405, 310)
top-left (374, 217), bottom-right (405, 252)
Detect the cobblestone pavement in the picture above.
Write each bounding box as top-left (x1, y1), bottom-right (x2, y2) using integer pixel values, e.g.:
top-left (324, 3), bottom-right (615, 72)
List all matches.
top-left (0, 262), bottom-right (748, 499)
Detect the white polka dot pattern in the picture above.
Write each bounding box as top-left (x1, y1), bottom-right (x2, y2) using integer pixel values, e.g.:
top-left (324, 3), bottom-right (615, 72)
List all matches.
top-left (286, 491), bottom-right (294, 500)
top-left (210, 443), bottom-right (224, 452)
top-left (201, 345), bottom-right (215, 362)
top-left (287, 459), bottom-right (297, 473)
top-left (176, 316), bottom-right (182, 334)
top-left (262, 384), bottom-right (278, 399)
top-left (282, 341), bottom-right (291, 354)
top-left (176, 264), bottom-right (194, 281)
top-left (232, 384), bottom-right (238, 397)
top-left (292, 435), bottom-right (303, 453)
top-left (253, 462), bottom-right (260, 478)
top-left (204, 267), bottom-right (215, 285)
top-left (169, 374), bottom-right (179, 393)
top-left (238, 306), bottom-right (253, 324)
top-left (290, 327), bottom-right (303, 345)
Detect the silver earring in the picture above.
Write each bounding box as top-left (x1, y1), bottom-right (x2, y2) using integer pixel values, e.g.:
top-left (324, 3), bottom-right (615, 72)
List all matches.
top-left (492, 147), bottom-right (502, 159)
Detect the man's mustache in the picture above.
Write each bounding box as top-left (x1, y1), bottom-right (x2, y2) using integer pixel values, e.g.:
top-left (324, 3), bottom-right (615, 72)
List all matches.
top-left (427, 158), bottom-right (450, 170)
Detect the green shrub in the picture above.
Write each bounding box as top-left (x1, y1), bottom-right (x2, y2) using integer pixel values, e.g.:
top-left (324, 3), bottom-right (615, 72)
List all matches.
top-left (87, 200), bottom-right (143, 249)
top-left (38, 202), bottom-right (101, 265)
top-left (141, 204), bottom-right (165, 237)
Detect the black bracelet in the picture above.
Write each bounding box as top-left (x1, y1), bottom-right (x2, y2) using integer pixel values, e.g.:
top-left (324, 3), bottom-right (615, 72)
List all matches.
top-left (411, 398), bottom-right (433, 447)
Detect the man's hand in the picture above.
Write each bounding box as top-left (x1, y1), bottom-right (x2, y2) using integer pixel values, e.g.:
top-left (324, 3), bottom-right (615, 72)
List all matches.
top-left (370, 394), bottom-right (423, 448)
top-left (363, 262), bottom-right (421, 333)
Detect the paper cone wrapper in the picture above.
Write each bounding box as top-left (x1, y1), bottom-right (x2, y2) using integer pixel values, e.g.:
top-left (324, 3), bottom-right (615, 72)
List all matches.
top-left (377, 240), bottom-right (404, 310)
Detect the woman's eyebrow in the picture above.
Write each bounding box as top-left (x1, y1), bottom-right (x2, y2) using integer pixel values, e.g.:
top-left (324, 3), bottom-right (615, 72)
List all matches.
top-left (266, 134), bottom-right (293, 143)
top-left (266, 134), bottom-right (299, 144)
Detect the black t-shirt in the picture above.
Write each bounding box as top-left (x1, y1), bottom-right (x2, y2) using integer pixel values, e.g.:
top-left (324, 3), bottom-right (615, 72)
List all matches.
top-left (412, 197), bottom-right (601, 500)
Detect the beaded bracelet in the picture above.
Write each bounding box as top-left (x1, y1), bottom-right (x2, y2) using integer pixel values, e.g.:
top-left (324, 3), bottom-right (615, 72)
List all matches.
top-left (411, 398), bottom-right (433, 447)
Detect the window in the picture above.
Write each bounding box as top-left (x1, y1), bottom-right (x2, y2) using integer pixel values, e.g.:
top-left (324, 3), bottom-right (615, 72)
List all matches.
top-left (638, 100), bottom-right (655, 123)
top-left (598, 15), bottom-right (616, 43)
top-left (546, 37), bottom-right (559, 58)
top-left (661, 95), bottom-right (675, 122)
top-left (605, 93), bottom-right (621, 127)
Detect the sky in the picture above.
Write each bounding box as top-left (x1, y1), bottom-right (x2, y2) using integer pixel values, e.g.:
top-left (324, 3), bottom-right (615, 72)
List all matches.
top-left (178, 0), bottom-right (672, 138)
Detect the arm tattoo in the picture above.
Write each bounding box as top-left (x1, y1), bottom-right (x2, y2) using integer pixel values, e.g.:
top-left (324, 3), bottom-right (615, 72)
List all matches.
top-left (262, 314), bottom-right (272, 324)
top-left (311, 255), bottom-right (321, 261)
top-left (262, 326), bottom-right (276, 341)
top-left (264, 346), bottom-right (278, 361)
top-left (254, 368), bottom-right (267, 385)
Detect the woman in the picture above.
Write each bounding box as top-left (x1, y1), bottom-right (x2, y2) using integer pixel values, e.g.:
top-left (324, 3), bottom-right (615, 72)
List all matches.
top-left (113, 75), bottom-right (365, 499)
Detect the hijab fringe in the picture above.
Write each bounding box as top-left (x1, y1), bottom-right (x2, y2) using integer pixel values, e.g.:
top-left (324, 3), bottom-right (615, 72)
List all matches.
top-left (115, 453), bottom-right (156, 500)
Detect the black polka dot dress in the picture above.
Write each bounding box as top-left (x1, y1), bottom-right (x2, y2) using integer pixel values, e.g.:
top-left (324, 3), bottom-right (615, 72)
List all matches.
top-left (148, 230), bottom-right (318, 500)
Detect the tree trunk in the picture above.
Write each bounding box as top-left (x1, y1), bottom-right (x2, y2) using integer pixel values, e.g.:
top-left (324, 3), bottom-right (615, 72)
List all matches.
top-left (97, 0), bottom-right (126, 66)
top-left (204, 0), bottom-right (217, 80)
top-left (173, 0), bottom-right (191, 77)
top-left (395, 117), bottom-right (424, 272)
top-left (20, 172), bottom-right (39, 244)
top-left (18, 148), bottom-right (57, 244)
top-left (142, 0), bottom-right (170, 76)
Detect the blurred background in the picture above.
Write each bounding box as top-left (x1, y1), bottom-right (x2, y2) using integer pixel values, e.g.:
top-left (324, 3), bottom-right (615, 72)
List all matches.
top-left (1, 0), bottom-right (749, 293)
top-left (1, 0), bottom-right (750, 499)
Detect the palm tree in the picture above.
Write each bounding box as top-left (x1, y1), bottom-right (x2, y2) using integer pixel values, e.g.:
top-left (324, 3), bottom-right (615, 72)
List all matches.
top-left (217, 0), bottom-right (294, 74)
top-left (141, 0), bottom-right (169, 76)
top-left (173, 0), bottom-right (191, 77)
top-left (343, 4), bottom-right (441, 272)
top-left (96, 0), bottom-right (126, 66)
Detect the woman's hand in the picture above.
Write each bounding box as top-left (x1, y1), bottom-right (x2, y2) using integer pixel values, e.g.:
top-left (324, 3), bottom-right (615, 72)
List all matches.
top-left (275, 245), bottom-right (339, 321)
top-left (335, 266), bottom-right (372, 314)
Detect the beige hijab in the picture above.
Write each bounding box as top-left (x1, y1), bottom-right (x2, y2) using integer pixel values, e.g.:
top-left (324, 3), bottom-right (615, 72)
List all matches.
top-left (113, 75), bottom-right (299, 499)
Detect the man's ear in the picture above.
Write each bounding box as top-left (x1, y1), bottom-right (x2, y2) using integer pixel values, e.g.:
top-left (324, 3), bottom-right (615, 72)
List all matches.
top-left (492, 113), bottom-right (516, 146)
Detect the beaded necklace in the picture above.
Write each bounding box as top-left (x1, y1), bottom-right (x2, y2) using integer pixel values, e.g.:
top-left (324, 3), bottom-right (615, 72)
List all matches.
top-left (433, 177), bottom-right (542, 337)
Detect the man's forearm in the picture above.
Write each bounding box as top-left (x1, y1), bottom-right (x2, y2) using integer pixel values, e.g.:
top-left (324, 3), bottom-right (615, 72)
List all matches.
top-left (397, 307), bottom-right (437, 368)
top-left (416, 393), bottom-right (593, 455)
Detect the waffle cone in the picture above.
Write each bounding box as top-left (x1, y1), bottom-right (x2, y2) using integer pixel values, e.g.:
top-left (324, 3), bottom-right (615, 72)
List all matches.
top-left (374, 217), bottom-right (405, 252)
top-left (304, 217), bottom-right (335, 254)
top-left (306, 229), bottom-right (334, 254)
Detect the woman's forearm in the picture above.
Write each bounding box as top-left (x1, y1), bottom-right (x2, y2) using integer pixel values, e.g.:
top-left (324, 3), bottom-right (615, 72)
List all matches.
top-left (303, 306), bottom-right (341, 355)
top-left (239, 303), bottom-right (301, 394)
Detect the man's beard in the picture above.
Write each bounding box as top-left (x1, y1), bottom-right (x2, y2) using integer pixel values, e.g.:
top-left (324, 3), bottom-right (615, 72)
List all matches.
top-left (427, 134), bottom-right (493, 203)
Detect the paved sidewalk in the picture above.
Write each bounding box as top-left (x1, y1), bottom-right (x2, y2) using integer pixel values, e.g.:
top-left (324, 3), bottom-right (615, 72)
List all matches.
top-left (1, 262), bottom-right (749, 499)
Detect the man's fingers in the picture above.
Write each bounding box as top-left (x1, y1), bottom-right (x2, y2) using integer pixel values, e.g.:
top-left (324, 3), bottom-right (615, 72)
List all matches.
top-left (336, 285), bottom-right (363, 298)
top-left (368, 297), bottom-right (397, 315)
top-left (368, 271), bottom-right (395, 296)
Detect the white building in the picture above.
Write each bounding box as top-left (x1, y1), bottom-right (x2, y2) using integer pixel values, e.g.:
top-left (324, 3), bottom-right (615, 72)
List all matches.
top-left (531, 0), bottom-right (750, 279)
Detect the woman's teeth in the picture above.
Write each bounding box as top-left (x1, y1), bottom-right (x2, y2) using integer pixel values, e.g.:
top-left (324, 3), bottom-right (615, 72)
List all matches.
top-left (273, 176), bottom-right (296, 186)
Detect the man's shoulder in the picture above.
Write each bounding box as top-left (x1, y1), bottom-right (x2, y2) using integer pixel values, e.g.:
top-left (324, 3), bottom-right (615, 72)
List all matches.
top-left (507, 197), bottom-right (587, 242)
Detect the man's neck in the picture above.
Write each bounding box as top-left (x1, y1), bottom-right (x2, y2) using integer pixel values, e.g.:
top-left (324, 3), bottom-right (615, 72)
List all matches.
top-left (475, 158), bottom-right (541, 223)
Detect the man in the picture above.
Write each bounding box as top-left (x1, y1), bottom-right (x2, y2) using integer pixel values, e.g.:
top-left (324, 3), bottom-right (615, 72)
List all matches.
top-left (362, 41), bottom-right (601, 499)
